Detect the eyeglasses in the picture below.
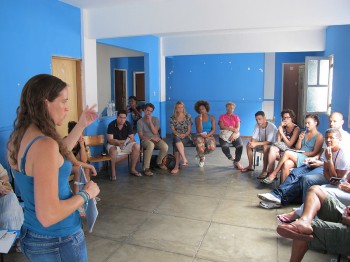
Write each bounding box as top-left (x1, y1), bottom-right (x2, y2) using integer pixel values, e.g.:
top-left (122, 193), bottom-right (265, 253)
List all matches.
top-left (282, 116), bottom-right (291, 120)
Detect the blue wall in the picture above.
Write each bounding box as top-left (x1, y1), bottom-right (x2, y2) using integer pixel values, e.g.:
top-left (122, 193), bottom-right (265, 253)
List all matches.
top-left (324, 25), bottom-right (350, 133)
top-left (110, 56), bottom-right (144, 101)
top-left (165, 53), bottom-right (265, 135)
top-left (0, 0), bottom-right (81, 167)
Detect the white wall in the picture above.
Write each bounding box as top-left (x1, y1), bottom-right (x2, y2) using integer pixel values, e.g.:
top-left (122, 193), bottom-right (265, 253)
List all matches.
top-left (96, 44), bottom-right (143, 113)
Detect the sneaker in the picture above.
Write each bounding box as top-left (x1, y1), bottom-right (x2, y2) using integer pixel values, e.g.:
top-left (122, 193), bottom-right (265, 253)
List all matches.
top-left (199, 161), bottom-right (205, 167)
top-left (259, 201), bottom-right (281, 209)
top-left (144, 168), bottom-right (154, 176)
top-left (257, 193), bottom-right (281, 205)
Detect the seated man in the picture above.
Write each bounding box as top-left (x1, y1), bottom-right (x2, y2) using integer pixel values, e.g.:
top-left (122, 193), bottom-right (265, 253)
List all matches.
top-left (258, 128), bottom-right (350, 208)
top-left (137, 103), bottom-right (168, 176)
top-left (242, 110), bottom-right (277, 172)
top-left (107, 110), bottom-right (141, 180)
top-left (277, 185), bottom-right (350, 262)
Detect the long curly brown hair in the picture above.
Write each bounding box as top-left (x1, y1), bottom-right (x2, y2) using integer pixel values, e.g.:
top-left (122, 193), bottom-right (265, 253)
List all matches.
top-left (7, 74), bottom-right (70, 166)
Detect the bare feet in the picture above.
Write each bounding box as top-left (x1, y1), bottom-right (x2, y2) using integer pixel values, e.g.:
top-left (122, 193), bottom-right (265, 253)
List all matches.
top-left (171, 168), bottom-right (179, 175)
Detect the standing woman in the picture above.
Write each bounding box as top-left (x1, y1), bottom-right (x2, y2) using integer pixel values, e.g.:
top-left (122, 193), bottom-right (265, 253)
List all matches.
top-left (263, 114), bottom-right (323, 184)
top-left (258, 109), bottom-right (300, 179)
top-left (193, 100), bottom-right (216, 167)
top-left (7, 74), bottom-right (100, 261)
top-left (170, 101), bottom-right (193, 174)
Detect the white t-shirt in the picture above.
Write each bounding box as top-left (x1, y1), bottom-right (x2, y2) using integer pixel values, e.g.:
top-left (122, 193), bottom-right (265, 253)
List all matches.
top-left (252, 121), bottom-right (277, 143)
top-left (320, 147), bottom-right (350, 171)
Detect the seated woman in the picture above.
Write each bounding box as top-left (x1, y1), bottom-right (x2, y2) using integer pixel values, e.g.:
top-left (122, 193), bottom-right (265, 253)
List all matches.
top-left (218, 102), bottom-right (244, 170)
top-left (169, 101), bottom-right (193, 174)
top-left (262, 114), bottom-right (323, 184)
top-left (193, 100), bottom-right (216, 167)
top-left (0, 164), bottom-right (24, 231)
top-left (258, 109), bottom-right (300, 179)
top-left (68, 121), bottom-right (97, 194)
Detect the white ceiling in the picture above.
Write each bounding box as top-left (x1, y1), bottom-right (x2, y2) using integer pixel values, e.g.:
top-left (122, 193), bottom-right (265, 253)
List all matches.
top-left (60, 0), bottom-right (350, 55)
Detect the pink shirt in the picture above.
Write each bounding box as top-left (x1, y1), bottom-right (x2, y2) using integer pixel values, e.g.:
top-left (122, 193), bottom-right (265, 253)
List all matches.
top-left (219, 114), bottom-right (240, 128)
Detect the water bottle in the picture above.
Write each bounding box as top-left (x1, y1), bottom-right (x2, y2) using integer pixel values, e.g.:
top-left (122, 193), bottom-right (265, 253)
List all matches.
top-left (256, 155), bottom-right (260, 166)
top-left (107, 101), bottom-right (112, 116)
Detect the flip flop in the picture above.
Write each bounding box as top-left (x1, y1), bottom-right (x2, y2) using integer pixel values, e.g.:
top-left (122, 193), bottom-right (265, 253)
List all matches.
top-left (262, 176), bottom-right (278, 184)
top-left (181, 162), bottom-right (188, 166)
top-left (241, 167), bottom-right (254, 173)
top-left (130, 171), bottom-right (142, 177)
top-left (276, 214), bottom-right (295, 224)
top-left (257, 172), bottom-right (268, 179)
top-left (277, 224), bottom-right (313, 241)
top-left (171, 168), bottom-right (179, 175)
top-left (259, 201), bottom-right (281, 209)
top-left (110, 175), bottom-right (117, 181)
top-left (234, 162), bottom-right (244, 171)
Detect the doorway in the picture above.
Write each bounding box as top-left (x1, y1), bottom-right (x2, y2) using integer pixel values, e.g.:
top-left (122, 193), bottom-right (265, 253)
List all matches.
top-left (114, 69), bottom-right (127, 111)
top-left (52, 57), bottom-right (82, 137)
top-left (282, 63), bottom-right (304, 127)
top-left (133, 72), bottom-right (145, 101)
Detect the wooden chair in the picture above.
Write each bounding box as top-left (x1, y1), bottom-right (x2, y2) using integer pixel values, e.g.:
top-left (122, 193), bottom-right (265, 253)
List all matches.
top-left (83, 135), bottom-right (111, 168)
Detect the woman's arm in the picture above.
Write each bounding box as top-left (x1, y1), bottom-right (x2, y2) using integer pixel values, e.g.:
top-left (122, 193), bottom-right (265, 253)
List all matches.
top-left (78, 138), bottom-right (87, 163)
top-left (195, 116), bottom-right (202, 133)
top-left (207, 115), bottom-right (216, 136)
top-left (30, 138), bottom-right (99, 227)
top-left (63, 105), bottom-right (98, 151)
top-left (284, 126), bottom-right (300, 147)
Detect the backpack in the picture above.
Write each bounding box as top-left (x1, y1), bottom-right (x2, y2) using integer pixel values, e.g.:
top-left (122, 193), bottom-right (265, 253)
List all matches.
top-left (162, 154), bottom-right (176, 171)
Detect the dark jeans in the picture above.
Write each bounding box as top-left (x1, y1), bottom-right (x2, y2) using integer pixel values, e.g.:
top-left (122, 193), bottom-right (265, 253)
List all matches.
top-left (219, 137), bottom-right (243, 162)
top-left (272, 165), bottom-right (324, 206)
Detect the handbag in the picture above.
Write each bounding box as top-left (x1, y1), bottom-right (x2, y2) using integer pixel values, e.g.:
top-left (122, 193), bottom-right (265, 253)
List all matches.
top-left (274, 141), bottom-right (290, 152)
top-left (219, 130), bottom-right (240, 142)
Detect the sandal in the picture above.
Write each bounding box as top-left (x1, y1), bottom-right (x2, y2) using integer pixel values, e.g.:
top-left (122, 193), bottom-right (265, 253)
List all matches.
top-left (181, 162), bottom-right (188, 166)
top-left (171, 168), bottom-right (179, 175)
top-left (262, 176), bottom-right (278, 184)
top-left (234, 162), bottom-right (244, 171)
top-left (277, 223), bottom-right (313, 241)
top-left (257, 171), bottom-right (268, 179)
top-left (130, 171), bottom-right (142, 177)
top-left (259, 201), bottom-right (281, 209)
top-left (276, 214), bottom-right (295, 224)
top-left (241, 167), bottom-right (254, 173)
top-left (110, 175), bottom-right (117, 181)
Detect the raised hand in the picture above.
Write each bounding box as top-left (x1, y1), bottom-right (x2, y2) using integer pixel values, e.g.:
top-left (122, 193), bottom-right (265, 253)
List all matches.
top-left (79, 105), bottom-right (98, 128)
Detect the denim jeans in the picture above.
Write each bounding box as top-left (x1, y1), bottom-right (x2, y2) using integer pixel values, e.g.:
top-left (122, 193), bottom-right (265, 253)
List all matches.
top-left (218, 137), bottom-right (243, 162)
top-left (301, 173), bottom-right (329, 202)
top-left (20, 227), bottom-right (87, 262)
top-left (272, 165), bottom-right (324, 206)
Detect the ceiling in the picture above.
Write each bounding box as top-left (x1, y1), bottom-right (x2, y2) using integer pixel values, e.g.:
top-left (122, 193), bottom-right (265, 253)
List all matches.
top-left (60, 0), bottom-right (350, 55)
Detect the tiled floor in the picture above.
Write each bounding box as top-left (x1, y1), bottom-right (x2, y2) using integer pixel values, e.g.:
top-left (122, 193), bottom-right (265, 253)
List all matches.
top-left (6, 139), bottom-right (343, 262)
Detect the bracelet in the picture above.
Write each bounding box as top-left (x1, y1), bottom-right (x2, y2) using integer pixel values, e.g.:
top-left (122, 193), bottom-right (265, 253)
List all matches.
top-left (76, 190), bottom-right (90, 212)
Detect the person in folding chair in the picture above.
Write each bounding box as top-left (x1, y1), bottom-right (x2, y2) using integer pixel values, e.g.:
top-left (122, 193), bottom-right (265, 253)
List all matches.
top-left (137, 103), bottom-right (168, 176)
top-left (242, 110), bottom-right (277, 173)
top-left (107, 109), bottom-right (141, 180)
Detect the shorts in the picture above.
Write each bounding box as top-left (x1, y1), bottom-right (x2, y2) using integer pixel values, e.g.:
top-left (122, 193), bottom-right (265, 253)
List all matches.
top-left (107, 142), bottom-right (136, 154)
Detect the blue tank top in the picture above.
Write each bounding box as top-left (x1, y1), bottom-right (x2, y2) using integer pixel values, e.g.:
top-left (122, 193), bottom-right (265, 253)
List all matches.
top-left (13, 136), bottom-right (81, 236)
top-left (301, 133), bottom-right (318, 152)
top-left (202, 116), bottom-right (212, 133)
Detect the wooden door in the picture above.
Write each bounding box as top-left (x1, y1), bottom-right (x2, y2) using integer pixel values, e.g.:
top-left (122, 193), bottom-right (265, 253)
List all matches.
top-left (52, 57), bottom-right (82, 137)
top-left (114, 69), bottom-right (126, 111)
top-left (282, 63), bottom-right (304, 123)
top-left (134, 72), bottom-right (145, 101)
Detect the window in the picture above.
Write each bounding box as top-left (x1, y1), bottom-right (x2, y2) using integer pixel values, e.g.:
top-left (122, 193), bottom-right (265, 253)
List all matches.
top-left (304, 56), bottom-right (334, 114)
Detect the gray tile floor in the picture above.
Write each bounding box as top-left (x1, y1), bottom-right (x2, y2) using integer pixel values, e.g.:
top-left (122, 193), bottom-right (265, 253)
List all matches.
top-left (6, 139), bottom-right (343, 262)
